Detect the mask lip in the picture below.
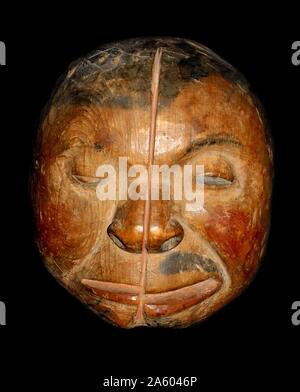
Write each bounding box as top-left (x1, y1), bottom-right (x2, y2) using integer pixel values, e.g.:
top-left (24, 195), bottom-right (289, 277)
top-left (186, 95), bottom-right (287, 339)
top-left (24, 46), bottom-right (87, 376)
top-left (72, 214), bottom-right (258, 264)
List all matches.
top-left (81, 275), bottom-right (222, 318)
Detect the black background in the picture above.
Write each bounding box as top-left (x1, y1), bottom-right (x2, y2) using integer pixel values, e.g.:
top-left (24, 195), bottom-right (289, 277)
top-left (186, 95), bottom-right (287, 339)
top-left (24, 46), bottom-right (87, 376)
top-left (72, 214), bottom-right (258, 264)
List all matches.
top-left (0, 7), bottom-right (299, 390)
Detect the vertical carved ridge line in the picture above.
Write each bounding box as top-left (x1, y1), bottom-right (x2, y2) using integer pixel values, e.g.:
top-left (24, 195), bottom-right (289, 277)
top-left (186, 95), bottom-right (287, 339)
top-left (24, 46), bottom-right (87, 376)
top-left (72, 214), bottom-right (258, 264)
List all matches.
top-left (134, 48), bottom-right (162, 324)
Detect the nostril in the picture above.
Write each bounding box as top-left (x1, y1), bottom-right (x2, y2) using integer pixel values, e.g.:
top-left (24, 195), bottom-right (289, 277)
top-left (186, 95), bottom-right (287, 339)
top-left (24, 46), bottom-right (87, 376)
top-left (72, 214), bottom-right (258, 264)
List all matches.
top-left (160, 235), bottom-right (183, 253)
top-left (107, 226), bottom-right (126, 250)
top-left (107, 207), bottom-right (184, 253)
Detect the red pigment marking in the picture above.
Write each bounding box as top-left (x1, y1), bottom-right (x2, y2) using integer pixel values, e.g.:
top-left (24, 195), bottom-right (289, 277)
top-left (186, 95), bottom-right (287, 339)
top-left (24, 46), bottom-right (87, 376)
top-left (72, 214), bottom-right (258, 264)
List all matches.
top-left (37, 198), bottom-right (95, 271)
top-left (204, 207), bottom-right (264, 278)
top-left (243, 228), bottom-right (264, 278)
top-left (37, 202), bottom-right (71, 260)
top-left (134, 48), bottom-right (163, 325)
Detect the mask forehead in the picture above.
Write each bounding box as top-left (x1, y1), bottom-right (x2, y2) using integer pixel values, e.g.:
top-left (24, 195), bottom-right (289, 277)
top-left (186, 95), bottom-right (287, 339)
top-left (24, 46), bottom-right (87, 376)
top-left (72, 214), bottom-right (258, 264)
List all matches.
top-left (44, 74), bottom-right (270, 167)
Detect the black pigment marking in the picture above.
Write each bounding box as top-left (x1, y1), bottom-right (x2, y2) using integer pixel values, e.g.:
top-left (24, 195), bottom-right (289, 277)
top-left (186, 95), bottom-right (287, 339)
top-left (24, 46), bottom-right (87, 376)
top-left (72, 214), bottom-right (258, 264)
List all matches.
top-left (175, 40), bottom-right (198, 54)
top-left (112, 95), bottom-right (134, 108)
top-left (186, 135), bottom-right (242, 154)
top-left (49, 37), bottom-right (254, 110)
top-left (160, 252), bottom-right (217, 275)
top-left (208, 58), bottom-right (248, 86)
top-left (94, 143), bottom-right (103, 151)
top-left (179, 55), bottom-right (209, 80)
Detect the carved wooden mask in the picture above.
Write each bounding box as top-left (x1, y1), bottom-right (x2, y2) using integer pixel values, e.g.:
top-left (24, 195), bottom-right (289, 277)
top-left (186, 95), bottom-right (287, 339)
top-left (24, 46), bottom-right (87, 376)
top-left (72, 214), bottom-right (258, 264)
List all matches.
top-left (32, 38), bottom-right (273, 328)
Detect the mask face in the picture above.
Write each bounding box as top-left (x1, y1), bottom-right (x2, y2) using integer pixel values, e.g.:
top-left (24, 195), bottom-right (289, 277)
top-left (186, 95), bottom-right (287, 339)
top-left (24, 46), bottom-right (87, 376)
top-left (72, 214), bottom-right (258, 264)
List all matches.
top-left (32, 37), bottom-right (273, 328)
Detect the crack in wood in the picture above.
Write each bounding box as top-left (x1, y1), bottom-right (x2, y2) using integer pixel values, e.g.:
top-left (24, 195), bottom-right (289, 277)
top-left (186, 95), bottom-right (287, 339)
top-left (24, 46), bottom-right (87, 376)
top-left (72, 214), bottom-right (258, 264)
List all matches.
top-left (134, 48), bottom-right (162, 325)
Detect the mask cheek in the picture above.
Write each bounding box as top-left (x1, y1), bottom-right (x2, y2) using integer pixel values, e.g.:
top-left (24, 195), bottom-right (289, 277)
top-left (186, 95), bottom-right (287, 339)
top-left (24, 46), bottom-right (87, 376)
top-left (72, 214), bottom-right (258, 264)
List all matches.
top-left (35, 161), bottom-right (99, 272)
top-left (203, 205), bottom-right (266, 287)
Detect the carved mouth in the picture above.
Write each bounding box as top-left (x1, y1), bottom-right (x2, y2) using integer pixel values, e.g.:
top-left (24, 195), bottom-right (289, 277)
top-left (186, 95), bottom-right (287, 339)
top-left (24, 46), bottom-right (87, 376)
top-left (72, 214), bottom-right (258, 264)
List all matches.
top-left (81, 277), bottom-right (222, 317)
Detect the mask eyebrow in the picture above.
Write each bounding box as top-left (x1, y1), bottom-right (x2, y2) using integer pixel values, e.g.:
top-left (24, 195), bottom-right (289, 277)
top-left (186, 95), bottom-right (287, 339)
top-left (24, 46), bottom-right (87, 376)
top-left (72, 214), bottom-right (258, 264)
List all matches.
top-left (66, 137), bottom-right (104, 151)
top-left (186, 133), bottom-right (242, 154)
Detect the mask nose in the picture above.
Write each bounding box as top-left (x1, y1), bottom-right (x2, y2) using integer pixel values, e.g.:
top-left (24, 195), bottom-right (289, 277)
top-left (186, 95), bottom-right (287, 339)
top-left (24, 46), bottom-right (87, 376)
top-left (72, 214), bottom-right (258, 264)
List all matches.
top-left (107, 200), bottom-right (184, 253)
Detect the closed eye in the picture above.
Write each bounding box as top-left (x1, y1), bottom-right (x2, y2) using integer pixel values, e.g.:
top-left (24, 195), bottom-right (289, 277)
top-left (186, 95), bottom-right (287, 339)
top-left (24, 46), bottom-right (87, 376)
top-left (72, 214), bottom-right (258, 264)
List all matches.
top-left (72, 174), bottom-right (102, 187)
top-left (203, 175), bottom-right (233, 186)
